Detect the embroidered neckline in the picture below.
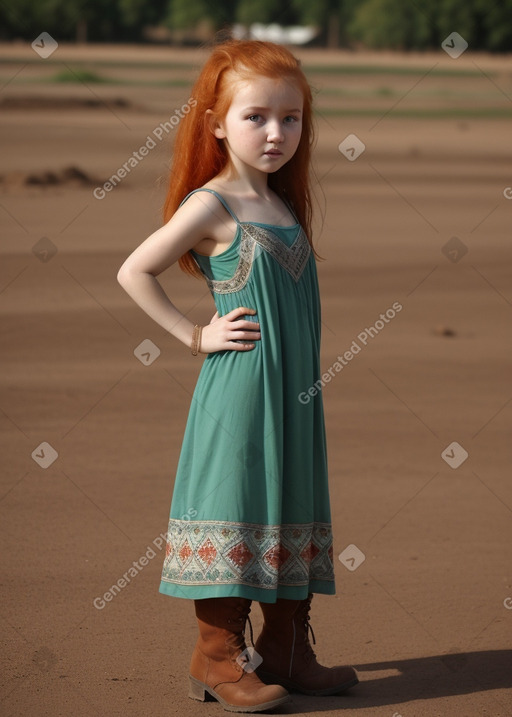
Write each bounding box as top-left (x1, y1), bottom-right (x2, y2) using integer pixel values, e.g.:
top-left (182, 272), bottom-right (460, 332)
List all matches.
top-left (199, 223), bottom-right (311, 295)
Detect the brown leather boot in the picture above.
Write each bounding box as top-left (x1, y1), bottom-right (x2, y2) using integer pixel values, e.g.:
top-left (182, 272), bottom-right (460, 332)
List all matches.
top-left (255, 593), bottom-right (359, 695)
top-left (189, 597), bottom-right (290, 713)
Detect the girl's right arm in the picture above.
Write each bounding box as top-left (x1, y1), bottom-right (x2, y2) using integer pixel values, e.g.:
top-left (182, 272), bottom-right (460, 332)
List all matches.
top-left (116, 192), bottom-right (260, 353)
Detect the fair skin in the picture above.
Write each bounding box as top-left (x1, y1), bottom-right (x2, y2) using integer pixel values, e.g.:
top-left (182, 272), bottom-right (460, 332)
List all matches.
top-left (117, 72), bottom-right (304, 353)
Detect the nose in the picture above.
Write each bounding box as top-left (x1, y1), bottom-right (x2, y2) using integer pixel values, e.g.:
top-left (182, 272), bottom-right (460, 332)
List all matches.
top-left (266, 120), bottom-right (284, 144)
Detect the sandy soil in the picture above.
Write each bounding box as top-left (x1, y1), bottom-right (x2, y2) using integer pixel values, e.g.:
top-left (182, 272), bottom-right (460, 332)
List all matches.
top-left (1, 43), bottom-right (511, 716)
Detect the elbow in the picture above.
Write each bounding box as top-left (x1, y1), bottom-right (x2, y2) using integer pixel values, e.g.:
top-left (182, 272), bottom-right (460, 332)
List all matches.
top-left (117, 262), bottom-right (131, 288)
top-left (117, 264), bottom-right (152, 288)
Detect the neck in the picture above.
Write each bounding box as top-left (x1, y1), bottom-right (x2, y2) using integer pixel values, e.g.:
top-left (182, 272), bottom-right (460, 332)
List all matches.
top-left (220, 158), bottom-right (272, 198)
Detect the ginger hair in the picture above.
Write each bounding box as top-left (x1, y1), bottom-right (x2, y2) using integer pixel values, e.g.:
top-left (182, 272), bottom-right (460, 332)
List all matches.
top-left (163, 39), bottom-right (316, 277)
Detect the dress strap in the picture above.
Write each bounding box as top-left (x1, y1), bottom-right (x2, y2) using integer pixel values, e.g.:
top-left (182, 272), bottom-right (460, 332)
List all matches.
top-left (178, 188), bottom-right (240, 224)
top-left (283, 197), bottom-right (300, 224)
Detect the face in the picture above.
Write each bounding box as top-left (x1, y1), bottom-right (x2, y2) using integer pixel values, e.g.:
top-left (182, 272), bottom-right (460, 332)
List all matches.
top-left (211, 73), bottom-right (304, 176)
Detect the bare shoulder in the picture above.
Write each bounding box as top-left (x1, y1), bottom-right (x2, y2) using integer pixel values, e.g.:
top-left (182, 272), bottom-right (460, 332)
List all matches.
top-left (177, 187), bottom-right (238, 255)
top-left (117, 187), bottom-right (236, 278)
top-left (177, 189), bottom-right (232, 230)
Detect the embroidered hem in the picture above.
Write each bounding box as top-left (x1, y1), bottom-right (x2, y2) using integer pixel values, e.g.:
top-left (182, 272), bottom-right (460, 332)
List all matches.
top-left (161, 519), bottom-right (334, 589)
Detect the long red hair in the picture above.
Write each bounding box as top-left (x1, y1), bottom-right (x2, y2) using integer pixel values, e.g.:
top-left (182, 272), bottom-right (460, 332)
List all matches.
top-left (163, 39), bottom-right (316, 277)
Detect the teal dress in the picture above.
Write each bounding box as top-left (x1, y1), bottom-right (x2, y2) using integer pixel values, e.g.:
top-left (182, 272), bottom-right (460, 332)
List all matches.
top-left (159, 188), bottom-right (335, 603)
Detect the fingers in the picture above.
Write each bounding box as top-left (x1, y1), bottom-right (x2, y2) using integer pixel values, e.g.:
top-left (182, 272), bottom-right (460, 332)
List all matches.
top-left (233, 320), bottom-right (260, 331)
top-left (231, 330), bottom-right (261, 341)
top-left (224, 306), bottom-right (257, 320)
top-left (205, 306), bottom-right (260, 352)
top-left (227, 322), bottom-right (260, 351)
top-left (229, 341), bottom-right (257, 352)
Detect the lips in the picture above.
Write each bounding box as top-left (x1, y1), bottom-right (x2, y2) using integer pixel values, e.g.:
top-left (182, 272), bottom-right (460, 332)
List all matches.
top-left (264, 150), bottom-right (283, 157)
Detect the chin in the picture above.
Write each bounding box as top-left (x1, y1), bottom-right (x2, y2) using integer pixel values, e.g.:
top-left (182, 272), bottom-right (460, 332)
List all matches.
top-left (259, 166), bottom-right (282, 175)
top-left (260, 159), bottom-right (288, 173)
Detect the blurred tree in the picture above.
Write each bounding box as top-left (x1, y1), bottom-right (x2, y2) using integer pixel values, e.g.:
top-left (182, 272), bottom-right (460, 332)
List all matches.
top-left (482, 0), bottom-right (512, 51)
top-left (0, 0), bottom-right (511, 49)
top-left (0, 0), bottom-right (54, 39)
top-left (307, 0), bottom-right (368, 48)
top-left (119, 0), bottom-right (168, 29)
top-left (166, 0), bottom-right (238, 31)
top-left (236, 0), bottom-right (277, 25)
top-left (0, 0), bottom-right (168, 41)
top-left (166, 0), bottom-right (211, 29)
top-left (291, 0), bottom-right (328, 26)
top-left (338, 0), bottom-right (364, 46)
top-left (434, 0), bottom-right (482, 47)
top-left (236, 0), bottom-right (298, 26)
top-left (292, 0), bottom-right (339, 46)
top-left (348, 0), bottom-right (431, 49)
top-left (434, 0), bottom-right (512, 51)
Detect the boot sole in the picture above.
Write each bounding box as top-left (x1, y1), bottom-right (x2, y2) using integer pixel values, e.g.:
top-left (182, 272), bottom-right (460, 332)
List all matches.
top-left (257, 670), bottom-right (359, 696)
top-left (188, 675), bottom-right (291, 713)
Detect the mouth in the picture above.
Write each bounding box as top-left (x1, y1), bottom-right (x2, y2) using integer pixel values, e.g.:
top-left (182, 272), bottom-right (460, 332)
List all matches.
top-left (264, 149), bottom-right (283, 157)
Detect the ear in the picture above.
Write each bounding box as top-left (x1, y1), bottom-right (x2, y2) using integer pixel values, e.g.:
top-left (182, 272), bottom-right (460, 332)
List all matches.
top-left (205, 108), bottom-right (226, 139)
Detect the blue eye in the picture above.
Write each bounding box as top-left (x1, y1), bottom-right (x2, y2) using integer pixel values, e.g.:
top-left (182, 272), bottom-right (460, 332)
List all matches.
top-left (248, 114), bottom-right (262, 122)
top-left (284, 115), bottom-right (299, 123)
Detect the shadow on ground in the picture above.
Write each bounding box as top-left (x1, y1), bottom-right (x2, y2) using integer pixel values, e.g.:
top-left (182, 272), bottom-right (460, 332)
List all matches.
top-left (272, 650), bottom-right (512, 713)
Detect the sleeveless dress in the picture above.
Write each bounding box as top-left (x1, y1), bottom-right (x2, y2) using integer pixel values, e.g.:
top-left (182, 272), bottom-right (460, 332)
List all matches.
top-left (159, 188), bottom-right (335, 603)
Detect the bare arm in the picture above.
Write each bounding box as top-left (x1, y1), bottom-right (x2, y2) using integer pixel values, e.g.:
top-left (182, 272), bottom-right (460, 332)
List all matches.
top-left (117, 193), bottom-right (260, 352)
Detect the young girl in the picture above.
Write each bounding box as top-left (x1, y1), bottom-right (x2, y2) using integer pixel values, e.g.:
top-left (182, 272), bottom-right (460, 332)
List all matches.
top-left (117, 39), bottom-right (358, 713)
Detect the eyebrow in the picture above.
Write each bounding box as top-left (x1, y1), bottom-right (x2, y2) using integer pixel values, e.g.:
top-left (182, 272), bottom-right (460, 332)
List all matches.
top-left (243, 106), bottom-right (302, 113)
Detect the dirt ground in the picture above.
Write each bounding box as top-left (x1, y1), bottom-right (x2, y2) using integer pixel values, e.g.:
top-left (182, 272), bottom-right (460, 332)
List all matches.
top-left (1, 42), bottom-right (511, 716)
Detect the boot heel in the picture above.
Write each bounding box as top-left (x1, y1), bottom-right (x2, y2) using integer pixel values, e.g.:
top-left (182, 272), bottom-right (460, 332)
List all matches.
top-left (188, 675), bottom-right (207, 701)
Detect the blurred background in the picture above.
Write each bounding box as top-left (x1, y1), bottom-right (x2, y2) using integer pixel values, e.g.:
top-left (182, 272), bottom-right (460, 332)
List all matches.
top-left (1, 0), bottom-right (512, 50)
top-left (1, 2), bottom-right (511, 717)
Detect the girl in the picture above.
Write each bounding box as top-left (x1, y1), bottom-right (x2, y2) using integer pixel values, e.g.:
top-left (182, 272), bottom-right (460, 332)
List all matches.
top-left (117, 39), bottom-right (358, 713)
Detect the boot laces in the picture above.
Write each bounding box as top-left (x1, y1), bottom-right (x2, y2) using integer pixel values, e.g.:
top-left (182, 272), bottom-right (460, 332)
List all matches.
top-left (296, 595), bottom-right (317, 664)
top-left (225, 601), bottom-right (255, 666)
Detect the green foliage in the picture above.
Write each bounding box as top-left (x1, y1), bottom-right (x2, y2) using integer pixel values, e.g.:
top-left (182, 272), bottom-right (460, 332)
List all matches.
top-left (291, 0), bottom-right (329, 27)
top-left (0, 0), bottom-right (511, 50)
top-left (0, 0), bottom-right (167, 41)
top-left (166, 0), bottom-right (212, 29)
top-left (51, 68), bottom-right (107, 82)
top-left (349, 0), bottom-right (512, 51)
top-left (349, 0), bottom-right (431, 49)
top-left (434, 0), bottom-right (480, 45)
top-left (483, 0), bottom-right (512, 51)
top-left (166, 0), bottom-right (238, 31)
top-left (236, 0), bottom-right (277, 26)
top-left (235, 0), bottom-right (301, 26)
